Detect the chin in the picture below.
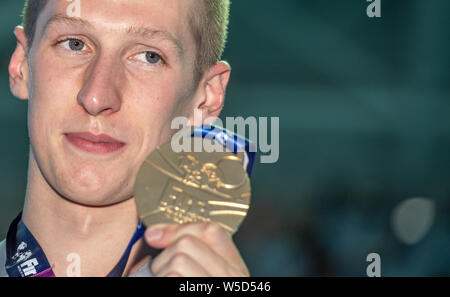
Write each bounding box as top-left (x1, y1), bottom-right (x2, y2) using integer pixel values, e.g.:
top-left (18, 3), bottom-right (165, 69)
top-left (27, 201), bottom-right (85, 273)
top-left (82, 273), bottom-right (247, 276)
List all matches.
top-left (60, 173), bottom-right (132, 207)
top-left (62, 188), bottom-right (130, 207)
top-left (36, 164), bottom-right (116, 207)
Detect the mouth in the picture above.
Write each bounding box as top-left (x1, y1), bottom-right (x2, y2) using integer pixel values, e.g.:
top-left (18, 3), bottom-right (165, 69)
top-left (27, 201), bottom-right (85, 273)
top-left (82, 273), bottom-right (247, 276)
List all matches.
top-left (64, 132), bottom-right (126, 154)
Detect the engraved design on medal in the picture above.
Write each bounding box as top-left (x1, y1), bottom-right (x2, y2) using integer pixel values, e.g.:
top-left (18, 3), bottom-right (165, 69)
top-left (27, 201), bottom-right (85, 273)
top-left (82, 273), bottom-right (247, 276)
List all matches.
top-left (158, 181), bottom-right (211, 224)
top-left (134, 135), bottom-right (251, 234)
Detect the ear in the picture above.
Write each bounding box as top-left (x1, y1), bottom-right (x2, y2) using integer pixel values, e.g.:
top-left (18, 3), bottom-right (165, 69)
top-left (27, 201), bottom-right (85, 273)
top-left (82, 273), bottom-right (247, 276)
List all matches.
top-left (189, 61), bottom-right (231, 125)
top-left (9, 26), bottom-right (30, 100)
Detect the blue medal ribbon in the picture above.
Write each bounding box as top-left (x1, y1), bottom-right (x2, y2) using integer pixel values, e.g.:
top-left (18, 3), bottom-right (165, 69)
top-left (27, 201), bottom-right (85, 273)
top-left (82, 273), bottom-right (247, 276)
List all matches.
top-left (5, 213), bottom-right (55, 277)
top-left (192, 125), bottom-right (255, 177)
top-left (5, 212), bottom-right (145, 277)
top-left (105, 221), bottom-right (146, 277)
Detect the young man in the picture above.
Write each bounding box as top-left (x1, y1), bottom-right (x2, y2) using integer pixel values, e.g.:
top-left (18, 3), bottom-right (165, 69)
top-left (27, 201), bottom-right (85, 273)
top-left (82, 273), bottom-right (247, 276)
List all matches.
top-left (0, 0), bottom-right (250, 277)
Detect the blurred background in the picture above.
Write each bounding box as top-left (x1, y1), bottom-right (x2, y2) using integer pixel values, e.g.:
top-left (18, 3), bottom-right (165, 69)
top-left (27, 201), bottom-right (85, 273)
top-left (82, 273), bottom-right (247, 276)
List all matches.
top-left (1, 0), bottom-right (449, 276)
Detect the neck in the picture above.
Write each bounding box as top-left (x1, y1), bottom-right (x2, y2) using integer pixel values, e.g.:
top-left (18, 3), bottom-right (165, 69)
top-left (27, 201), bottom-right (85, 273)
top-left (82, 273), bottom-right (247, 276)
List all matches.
top-left (21, 151), bottom-right (148, 277)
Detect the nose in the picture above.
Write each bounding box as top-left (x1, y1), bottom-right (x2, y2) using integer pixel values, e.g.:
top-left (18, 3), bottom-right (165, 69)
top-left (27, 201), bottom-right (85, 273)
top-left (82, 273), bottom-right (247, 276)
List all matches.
top-left (77, 54), bottom-right (122, 116)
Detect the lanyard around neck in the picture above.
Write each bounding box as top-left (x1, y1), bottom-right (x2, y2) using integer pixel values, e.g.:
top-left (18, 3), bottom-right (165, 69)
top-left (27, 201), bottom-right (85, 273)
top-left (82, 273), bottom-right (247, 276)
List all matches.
top-left (5, 212), bottom-right (145, 277)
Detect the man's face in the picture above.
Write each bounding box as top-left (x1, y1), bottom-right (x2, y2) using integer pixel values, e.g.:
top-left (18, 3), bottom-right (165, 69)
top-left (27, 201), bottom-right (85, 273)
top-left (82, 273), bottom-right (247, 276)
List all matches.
top-left (24, 0), bottom-right (201, 206)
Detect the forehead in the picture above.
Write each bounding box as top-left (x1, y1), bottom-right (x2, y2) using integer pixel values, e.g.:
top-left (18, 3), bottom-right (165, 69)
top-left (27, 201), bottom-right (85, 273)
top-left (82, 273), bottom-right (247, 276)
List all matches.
top-left (34, 0), bottom-right (195, 51)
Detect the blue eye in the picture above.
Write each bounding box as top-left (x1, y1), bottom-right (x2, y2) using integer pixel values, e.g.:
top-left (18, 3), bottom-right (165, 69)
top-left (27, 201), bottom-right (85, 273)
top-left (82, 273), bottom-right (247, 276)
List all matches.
top-left (145, 52), bottom-right (161, 64)
top-left (135, 51), bottom-right (162, 64)
top-left (59, 38), bottom-right (86, 51)
top-left (69, 39), bottom-right (85, 51)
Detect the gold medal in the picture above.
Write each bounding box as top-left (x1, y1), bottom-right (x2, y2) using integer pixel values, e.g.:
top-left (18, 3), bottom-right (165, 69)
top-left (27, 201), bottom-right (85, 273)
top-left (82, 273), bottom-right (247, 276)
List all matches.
top-left (134, 130), bottom-right (251, 234)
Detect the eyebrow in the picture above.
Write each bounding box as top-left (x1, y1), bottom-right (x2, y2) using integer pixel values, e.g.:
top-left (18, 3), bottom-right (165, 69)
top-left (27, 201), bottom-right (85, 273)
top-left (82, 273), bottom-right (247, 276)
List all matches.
top-left (43, 14), bottom-right (184, 57)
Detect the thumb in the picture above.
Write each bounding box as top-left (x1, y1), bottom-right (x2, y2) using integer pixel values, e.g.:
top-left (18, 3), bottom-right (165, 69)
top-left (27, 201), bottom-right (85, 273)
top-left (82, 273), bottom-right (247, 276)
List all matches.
top-left (144, 223), bottom-right (180, 249)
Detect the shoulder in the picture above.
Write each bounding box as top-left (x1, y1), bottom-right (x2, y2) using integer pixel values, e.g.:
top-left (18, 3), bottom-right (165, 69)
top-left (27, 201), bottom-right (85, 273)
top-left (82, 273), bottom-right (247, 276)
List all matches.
top-left (0, 239), bottom-right (7, 277)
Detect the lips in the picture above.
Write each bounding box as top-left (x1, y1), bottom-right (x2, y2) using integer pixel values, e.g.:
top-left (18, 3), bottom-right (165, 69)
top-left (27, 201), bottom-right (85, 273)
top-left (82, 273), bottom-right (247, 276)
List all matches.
top-left (65, 132), bottom-right (126, 154)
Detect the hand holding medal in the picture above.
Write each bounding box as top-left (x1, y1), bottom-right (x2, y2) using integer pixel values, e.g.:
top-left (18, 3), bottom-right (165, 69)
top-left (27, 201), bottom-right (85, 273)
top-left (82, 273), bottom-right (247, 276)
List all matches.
top-left (134, 125), bottom-right (254, 276)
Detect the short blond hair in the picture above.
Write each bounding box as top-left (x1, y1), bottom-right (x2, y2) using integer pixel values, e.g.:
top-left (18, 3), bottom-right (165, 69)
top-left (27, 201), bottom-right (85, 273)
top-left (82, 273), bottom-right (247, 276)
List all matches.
top-left (189, 0), bottom-right (231, 81)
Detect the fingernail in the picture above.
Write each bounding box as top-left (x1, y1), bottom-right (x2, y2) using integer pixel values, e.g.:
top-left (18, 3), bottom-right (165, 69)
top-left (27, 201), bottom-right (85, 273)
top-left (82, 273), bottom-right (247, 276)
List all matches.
top-left (146, 228), bottom-right (163, 242)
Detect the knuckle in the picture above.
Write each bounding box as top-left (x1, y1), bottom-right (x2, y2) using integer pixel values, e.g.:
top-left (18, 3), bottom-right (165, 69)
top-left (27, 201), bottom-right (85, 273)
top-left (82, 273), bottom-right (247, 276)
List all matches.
top-left (175, 235), bottom-right (197, 250)
top-left (170, 252), bottom-right (192, 268)
top-left (202, 221), bottom-right (224, 239)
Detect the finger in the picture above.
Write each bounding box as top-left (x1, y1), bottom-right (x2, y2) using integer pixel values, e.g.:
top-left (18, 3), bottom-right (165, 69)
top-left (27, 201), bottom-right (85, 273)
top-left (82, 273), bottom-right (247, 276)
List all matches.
top-left (144, 223), bottom-right (179, 248)
top-left (153, 251), bottom-right (210, 277)
top-left (160, 272), bottom-right (182, 277)
top-left (145, 221), bottom-right (246, 273)
top-left (151, 234), bottom-right (245, 277)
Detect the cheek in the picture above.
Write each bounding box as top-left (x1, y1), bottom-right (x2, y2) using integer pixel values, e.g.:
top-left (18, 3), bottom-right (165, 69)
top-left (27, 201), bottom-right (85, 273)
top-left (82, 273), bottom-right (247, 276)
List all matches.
top-left (27, 82), bottom-right (73, 148)
top-left (128, 75), bottom-right (182, 127)
top-left (128, 90), bottom-right (188, 166)
top-left (33, 50), bottom-right (78, 90)
top-left (29, 57), bottom-right (79, 119)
